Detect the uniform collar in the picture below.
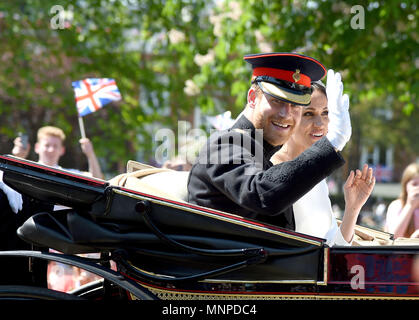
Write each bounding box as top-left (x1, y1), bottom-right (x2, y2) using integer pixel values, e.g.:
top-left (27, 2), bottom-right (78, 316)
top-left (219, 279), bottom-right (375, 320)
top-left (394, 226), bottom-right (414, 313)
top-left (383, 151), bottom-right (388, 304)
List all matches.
top-left (231, 114), bottom-right (281, 159)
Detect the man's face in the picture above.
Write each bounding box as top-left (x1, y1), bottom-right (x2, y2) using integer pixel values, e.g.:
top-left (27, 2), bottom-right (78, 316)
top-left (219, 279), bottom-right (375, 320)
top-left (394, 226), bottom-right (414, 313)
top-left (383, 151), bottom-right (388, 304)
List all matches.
top-left (252, 90), bottom-right (302, 146)
top-left (35, 135), bottom-right (65, 167)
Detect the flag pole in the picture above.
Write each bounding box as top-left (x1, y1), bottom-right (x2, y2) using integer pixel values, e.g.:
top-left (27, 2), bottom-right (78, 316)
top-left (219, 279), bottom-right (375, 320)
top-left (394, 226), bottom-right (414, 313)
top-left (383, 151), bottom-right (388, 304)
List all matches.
top-left (78, 116), bottom-right (86, 139)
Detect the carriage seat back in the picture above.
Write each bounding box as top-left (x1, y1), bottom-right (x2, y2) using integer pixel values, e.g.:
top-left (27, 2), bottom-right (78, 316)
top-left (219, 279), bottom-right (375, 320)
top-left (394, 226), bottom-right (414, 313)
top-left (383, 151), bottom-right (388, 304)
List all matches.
top-left (108, 162), bottom-right (190, 202)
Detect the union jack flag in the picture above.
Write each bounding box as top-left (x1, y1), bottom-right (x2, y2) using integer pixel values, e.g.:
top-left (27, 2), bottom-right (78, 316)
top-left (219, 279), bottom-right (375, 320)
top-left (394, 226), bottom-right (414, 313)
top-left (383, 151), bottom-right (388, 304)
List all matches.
top-left (72, 78), bottom-right (122, 116)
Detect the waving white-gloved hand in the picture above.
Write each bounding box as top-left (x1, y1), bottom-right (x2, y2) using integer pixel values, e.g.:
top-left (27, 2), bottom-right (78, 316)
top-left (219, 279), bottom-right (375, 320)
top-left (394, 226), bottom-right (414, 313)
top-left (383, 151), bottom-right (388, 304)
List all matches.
top-left (0, 172), bottom-right (23, 214)
top-left (325, 69), bottom-right (352, 151)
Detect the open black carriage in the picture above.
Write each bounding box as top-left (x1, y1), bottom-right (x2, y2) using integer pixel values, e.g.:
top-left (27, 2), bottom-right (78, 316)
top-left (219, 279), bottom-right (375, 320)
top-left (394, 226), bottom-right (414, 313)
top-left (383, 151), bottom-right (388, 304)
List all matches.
top-left (0, 155), bottom-right (418, 300)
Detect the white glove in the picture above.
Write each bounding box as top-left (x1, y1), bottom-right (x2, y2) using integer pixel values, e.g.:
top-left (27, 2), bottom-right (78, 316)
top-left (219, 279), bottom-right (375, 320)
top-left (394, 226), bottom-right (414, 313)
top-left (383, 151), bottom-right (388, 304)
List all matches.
top-left (0, 178), bottom-right (23, 214)
top-left (325, 69), bottom-right (352, 151)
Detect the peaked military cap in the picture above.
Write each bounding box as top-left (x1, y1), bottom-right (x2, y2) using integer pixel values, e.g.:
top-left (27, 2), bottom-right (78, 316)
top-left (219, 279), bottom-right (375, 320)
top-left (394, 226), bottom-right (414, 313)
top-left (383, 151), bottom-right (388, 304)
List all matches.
top-left (244, 52), bottom-right (326, 106)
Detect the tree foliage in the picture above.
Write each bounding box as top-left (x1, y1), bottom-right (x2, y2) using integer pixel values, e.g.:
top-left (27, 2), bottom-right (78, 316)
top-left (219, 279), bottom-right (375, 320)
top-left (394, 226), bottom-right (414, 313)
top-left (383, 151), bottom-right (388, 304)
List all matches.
top-left (0, 0), bottom-right (417, 179)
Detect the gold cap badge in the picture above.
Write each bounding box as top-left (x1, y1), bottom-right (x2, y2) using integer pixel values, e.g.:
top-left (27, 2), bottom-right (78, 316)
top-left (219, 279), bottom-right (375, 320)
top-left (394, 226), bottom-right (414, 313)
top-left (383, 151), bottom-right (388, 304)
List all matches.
top-left (292, 69), bottom-right (301, 82)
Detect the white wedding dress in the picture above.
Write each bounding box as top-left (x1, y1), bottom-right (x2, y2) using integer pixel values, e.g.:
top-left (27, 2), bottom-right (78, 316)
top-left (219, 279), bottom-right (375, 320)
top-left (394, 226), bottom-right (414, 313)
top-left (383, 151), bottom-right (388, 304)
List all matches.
top-left (293, 179), bottom-right (351, 246)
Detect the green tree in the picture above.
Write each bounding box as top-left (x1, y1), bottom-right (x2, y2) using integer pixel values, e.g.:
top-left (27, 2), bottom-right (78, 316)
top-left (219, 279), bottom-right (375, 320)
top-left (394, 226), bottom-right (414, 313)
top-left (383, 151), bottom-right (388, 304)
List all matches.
top-left (0, 0), bottom-right (417, 180)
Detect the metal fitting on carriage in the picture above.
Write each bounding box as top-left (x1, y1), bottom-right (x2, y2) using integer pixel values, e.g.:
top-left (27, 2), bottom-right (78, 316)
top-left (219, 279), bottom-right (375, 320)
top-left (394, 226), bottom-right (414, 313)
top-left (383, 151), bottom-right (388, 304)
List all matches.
top-left (135, 200), bottom-right (151, 214)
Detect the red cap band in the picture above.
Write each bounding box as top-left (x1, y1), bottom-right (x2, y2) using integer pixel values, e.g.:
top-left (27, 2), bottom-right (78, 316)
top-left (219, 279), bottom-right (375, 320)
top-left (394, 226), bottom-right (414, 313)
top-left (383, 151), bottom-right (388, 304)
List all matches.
top-left (252, 67), bottom-right (310, 87)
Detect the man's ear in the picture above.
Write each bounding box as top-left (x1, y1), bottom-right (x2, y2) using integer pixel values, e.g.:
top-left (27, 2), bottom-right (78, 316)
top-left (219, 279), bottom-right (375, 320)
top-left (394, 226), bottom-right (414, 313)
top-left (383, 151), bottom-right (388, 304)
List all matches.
top-left (247, 88), bottom-right (257, 108)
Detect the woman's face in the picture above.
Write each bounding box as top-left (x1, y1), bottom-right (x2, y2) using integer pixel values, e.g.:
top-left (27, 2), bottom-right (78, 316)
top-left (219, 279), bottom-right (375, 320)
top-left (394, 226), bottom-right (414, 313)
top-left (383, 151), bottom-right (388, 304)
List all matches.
top-left (290, 89), bottom-right (329, 150)
top-left (406, 175), bottom-right (419, 194)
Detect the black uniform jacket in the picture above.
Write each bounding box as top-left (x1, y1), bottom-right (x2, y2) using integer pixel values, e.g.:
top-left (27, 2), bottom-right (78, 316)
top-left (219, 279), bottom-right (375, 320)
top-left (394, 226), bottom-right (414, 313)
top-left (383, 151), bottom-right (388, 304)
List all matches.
top-left (187, 115), bottom-right (345, 231)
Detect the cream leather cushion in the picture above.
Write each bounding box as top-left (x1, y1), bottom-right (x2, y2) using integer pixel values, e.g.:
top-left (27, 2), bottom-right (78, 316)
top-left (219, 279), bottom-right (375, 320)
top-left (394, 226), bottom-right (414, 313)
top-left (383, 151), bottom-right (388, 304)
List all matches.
top-left (108, 164), bottom-right (190, 203)
top-left (140, 170), bottom-right (190, 202)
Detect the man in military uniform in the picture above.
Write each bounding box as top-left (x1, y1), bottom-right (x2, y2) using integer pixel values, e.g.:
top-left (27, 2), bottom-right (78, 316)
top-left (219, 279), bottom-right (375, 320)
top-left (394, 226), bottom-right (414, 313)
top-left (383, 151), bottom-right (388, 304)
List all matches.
top-left (187, 52), bottom-right (351, 230)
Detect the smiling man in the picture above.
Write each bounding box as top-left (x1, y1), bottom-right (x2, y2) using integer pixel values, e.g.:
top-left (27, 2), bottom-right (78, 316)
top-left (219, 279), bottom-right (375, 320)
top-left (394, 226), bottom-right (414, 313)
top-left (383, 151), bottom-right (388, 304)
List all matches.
top-left (187, 52), bottom-right (350, 230)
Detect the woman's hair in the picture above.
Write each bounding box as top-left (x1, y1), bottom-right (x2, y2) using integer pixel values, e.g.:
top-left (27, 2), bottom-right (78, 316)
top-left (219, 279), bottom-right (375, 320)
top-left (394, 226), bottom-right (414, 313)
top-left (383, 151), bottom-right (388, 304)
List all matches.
top-left (398, 162), bottom-right (419, 237)
top-left (399, 162), bottom-right (419, 206)
top-left (311, 80), bottom-right (327, 98)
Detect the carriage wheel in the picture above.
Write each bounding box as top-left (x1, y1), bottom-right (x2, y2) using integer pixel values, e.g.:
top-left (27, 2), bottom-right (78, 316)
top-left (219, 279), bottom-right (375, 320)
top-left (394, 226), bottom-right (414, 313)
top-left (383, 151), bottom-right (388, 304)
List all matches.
top-left (0, 285), bottom-right (85, 300)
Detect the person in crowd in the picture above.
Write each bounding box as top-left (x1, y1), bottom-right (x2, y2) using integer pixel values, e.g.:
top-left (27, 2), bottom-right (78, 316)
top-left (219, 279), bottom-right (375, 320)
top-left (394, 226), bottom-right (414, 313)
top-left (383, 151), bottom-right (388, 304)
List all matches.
top-left (12, 125), bottom-right (104, 179)
top-left (188, 52), bottom-right (351, 230)
top-left (271, 78), bottom-right (375, 246)
top-left (384, 162), bottom-right (419, 238)
top-left (0, 171), bottom-right (22, 214)
top-left (2, 125), bottom-right (104, 289)
top-left (0, 171), bottom-right (53, 286)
